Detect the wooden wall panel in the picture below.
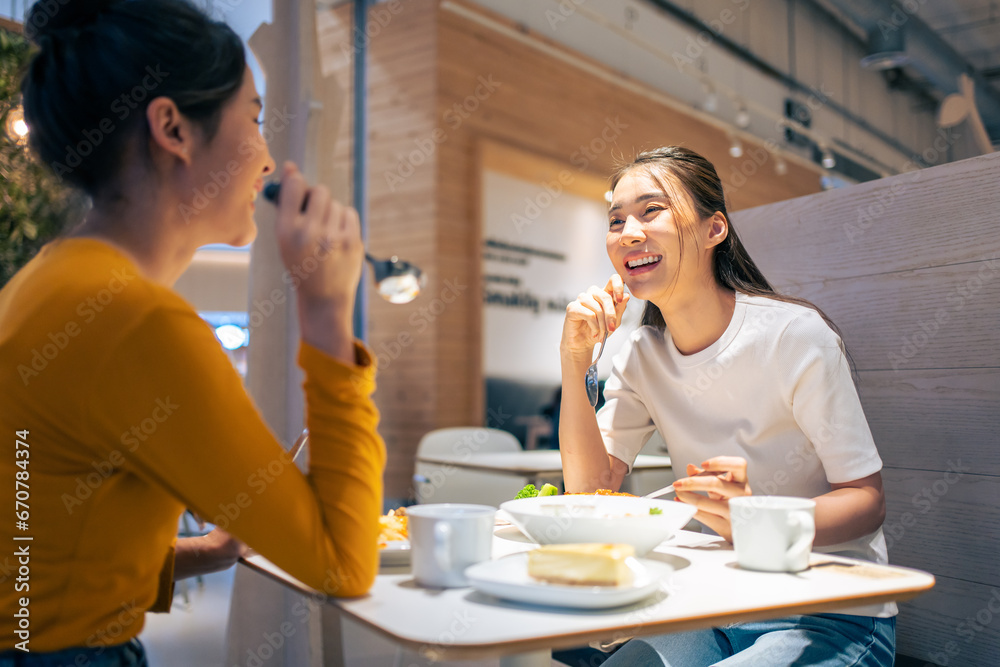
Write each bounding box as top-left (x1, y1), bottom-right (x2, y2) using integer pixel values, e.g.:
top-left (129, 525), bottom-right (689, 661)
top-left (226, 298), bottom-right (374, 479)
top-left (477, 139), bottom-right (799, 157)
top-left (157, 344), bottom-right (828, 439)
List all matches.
top-left (732, 151), bottom-right (1000, 284)
top-left (734, 152), bottom-right (1000, 662)
top-left (859, 369), bottom-right (1000, 475)
top-left (784, 261), bottom-right (1000, 371)
top-left (882, 468), bottom-right (1000, 584)
top-left (896, 575), bottom-right (1000, 667)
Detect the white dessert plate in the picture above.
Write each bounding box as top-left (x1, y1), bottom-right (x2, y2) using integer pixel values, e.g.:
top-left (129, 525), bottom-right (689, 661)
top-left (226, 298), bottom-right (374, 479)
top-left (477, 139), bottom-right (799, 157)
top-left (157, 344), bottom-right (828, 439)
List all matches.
top-left (465, 552), bottom-right (672, 609)
top-left (379, 541), bottom-right (410, 566)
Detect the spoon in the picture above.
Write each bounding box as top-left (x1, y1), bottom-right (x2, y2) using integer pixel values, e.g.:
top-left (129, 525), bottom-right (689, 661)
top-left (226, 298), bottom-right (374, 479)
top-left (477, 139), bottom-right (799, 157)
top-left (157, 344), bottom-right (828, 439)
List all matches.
top-left (261, 182), bottom-right (426, 304)
top-left (585, 330), bottom-right (608, 407)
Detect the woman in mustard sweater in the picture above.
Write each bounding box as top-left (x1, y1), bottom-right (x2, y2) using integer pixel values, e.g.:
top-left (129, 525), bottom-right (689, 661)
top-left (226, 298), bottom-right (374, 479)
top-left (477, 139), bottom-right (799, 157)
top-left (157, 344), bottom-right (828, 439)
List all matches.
top-left (0, 0), bottom-right (385, 663)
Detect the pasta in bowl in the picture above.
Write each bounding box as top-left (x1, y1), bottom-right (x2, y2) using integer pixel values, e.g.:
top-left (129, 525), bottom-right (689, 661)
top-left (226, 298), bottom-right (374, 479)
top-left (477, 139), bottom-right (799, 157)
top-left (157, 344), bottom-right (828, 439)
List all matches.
top-left (500, 494), bottom-right (696, 556)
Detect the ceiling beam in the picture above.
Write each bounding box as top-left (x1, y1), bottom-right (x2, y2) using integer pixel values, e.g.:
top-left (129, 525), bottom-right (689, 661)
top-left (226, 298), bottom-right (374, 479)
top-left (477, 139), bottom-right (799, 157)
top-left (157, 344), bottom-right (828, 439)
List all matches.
top-left (644, 0), bottom-right (928, 165)
top-left (813, 0), bottom-right (1000, 140)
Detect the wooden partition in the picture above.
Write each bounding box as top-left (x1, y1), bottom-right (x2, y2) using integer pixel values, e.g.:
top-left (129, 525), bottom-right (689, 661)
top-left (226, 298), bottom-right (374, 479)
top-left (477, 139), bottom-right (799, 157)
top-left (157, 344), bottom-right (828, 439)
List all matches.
top-left (733, 152), bottom-right (1000, 664)
top-left (318, 0), bottom-right (825, 498)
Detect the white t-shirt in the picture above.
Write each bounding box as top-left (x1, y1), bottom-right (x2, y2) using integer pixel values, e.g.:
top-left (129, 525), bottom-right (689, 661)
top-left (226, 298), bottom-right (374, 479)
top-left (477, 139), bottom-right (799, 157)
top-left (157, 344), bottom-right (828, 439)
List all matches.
top-left (597, 292), bottom-right (895, 617)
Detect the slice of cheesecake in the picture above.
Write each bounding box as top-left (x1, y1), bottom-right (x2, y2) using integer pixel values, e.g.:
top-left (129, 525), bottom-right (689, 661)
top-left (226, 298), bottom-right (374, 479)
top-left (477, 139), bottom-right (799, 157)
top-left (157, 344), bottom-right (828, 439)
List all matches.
top-left (527, 543), bottom-right (636, 587)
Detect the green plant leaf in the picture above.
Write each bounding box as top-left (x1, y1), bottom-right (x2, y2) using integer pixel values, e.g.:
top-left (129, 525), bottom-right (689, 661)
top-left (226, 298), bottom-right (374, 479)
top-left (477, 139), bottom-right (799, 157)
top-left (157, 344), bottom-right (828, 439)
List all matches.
top-left (0, 27), bottom-right (84, 287)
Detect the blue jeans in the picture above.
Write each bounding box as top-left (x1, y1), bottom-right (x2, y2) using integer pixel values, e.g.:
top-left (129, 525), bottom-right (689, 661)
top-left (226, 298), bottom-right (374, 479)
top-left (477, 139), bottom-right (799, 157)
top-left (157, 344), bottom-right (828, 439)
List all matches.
top-left (0, 639), bottom-right (147, 667)
top-left (602, 614), bottom-right (895, 667)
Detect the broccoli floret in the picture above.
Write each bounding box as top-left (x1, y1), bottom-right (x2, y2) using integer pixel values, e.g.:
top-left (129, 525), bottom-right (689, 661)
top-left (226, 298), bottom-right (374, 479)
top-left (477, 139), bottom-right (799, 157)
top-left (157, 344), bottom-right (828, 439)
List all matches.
top-left (649, 507), bottom-right (663, 515)
top-left (538, 483), bottom-right (559, 496)
top-left (514, 484), bottom-right (539, 499)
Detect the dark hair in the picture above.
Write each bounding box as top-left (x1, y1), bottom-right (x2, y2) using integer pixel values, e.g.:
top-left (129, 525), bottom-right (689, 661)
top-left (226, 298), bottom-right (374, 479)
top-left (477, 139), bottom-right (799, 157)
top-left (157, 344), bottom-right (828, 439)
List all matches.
top-left (610, 146), bottom-right (854, 371)
top-left (21, 0), bottom-right (246, 197)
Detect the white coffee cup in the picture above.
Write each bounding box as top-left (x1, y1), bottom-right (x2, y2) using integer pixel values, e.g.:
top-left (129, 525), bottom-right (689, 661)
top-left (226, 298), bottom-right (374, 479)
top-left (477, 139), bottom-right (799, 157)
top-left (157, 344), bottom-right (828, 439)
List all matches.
top-left (407, 504), bottom-right (495, 588)
top-left (729, 496), bottom-right (816, 572)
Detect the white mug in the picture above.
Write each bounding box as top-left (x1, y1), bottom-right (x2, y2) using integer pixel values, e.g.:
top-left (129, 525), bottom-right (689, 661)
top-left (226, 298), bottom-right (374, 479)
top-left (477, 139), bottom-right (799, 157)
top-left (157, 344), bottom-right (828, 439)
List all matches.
top-left (729, 496), bottom-right (816, 572)
top-left (407, 504), bottom-right (495, 588)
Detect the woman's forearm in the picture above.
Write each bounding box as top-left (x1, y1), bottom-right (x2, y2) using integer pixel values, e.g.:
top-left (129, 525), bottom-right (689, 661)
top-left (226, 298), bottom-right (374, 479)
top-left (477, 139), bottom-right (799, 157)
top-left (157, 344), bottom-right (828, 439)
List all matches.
top-left (297, 295), bottom-right (355, 364)
top-left (174, 529), bottom-right (247, 581)
top-left (812, 473), bottom-right (887, 547)
top-left (558, 353), bottom-right (621, 492)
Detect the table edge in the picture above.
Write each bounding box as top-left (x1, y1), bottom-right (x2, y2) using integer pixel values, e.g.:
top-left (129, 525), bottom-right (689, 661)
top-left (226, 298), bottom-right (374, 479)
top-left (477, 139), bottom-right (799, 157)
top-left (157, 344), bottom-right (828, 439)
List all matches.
top-left (238, 555), bottom-right (934, 661)
top-left (337, 584), bottom-right (933, 661)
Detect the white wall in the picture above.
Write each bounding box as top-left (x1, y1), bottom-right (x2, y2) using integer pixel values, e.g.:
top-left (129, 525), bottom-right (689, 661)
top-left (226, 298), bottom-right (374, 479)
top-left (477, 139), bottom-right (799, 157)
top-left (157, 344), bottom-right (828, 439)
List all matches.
top-left (481, 170), bottom-right (642, 384)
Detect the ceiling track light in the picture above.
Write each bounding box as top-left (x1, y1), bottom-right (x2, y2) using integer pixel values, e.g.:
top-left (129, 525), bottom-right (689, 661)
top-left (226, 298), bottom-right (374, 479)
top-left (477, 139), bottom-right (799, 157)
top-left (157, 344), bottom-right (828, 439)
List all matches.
top-left (687, 73), bottom-right (860, 178)
top-left (821, 147), bottom-right (836, 169)
top-left (701, 81), bottom-right (718, 113)
top-left (735, 104), bottom-right (751, 128)
top-left (703, 91), bottom-right (718, 113)
top-left (728, 136), bottom-right (743, 158)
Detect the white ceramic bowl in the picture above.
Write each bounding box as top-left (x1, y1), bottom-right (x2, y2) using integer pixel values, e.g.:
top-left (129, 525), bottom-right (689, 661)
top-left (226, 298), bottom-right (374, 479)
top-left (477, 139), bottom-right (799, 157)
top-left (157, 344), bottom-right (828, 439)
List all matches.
top-left (499, 494), bottom-right (697, 556)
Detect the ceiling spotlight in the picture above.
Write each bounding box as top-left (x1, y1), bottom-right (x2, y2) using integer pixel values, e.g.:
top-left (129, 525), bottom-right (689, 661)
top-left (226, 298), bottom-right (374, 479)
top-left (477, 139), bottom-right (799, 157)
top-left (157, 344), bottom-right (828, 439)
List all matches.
top-left (729, 137), bottom-right (743, 158)
top-left (735, 104), bottom-right (751, 128)
top-left (821, 148), bottom-right (836, 169)
top-left (774, 157), bottom-right (788, 176)
top-left (702, 85), bottom-right (718, 113)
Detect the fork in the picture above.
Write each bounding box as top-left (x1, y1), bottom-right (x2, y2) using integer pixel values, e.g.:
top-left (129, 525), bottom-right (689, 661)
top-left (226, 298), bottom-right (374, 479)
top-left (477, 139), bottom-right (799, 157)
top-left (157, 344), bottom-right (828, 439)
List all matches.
top-left (585, 331), bottom-right (609, 406)
top-left (289, 429), bottom-right (309, 462)
top-left (643, 484), bottom-right (675, 499)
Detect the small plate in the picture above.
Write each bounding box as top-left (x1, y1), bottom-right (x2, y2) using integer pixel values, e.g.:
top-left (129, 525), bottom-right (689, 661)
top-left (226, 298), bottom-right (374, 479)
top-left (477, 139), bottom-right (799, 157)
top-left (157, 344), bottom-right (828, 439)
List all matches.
top-left (379, 541), bottom-right (410, 566)
top-left (465, 553), bottom-right (672, 609)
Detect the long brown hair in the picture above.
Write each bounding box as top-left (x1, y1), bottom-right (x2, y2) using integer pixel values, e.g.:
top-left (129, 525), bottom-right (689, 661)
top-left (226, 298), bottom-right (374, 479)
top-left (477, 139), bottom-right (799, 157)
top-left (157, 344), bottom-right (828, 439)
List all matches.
top-left (610, 146), bottom-right (853, 371)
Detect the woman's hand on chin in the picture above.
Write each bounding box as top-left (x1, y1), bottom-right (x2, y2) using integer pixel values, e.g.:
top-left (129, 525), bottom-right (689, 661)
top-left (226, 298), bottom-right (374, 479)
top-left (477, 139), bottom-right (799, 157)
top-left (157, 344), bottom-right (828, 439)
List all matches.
top-left (274, 162), bottom-right (364, 314)
top-left (561, 273), bottom-right (630, 367)
top-left (672, 456), bottom-right (752, 542)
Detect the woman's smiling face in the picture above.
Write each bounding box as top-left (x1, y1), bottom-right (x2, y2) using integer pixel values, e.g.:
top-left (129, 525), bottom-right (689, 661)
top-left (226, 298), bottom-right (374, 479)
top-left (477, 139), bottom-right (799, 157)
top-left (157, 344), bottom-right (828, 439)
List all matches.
top-left (185, 66), bottom-right (275, 247)
top-left (606, 169), bottom-right (705, 306)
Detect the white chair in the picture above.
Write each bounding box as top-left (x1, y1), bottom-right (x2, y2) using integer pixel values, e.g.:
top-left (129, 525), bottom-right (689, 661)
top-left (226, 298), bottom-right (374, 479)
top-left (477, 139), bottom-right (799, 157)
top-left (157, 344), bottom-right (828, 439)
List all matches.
top-left (413, 427), bottom-right (529, 507)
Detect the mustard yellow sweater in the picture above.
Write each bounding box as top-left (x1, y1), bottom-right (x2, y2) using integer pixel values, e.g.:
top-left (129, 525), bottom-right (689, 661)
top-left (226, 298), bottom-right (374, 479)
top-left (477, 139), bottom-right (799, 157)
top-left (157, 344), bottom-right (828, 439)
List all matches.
top-left (0, 238), bottom-right (385, 652)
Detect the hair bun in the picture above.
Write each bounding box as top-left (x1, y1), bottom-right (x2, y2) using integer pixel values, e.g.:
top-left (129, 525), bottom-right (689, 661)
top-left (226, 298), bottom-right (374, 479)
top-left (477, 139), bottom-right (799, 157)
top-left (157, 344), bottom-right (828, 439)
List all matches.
top-left (25, 0), bottom-right (122, 42)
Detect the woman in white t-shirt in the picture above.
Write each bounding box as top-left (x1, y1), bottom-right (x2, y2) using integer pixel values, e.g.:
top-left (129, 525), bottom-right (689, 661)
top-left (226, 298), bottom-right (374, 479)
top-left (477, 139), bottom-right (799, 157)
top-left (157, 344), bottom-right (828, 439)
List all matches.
top-left (559, 146), bottom-right (894, 666)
